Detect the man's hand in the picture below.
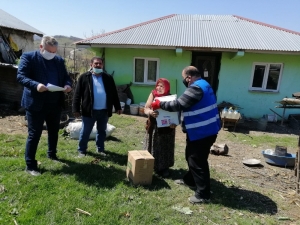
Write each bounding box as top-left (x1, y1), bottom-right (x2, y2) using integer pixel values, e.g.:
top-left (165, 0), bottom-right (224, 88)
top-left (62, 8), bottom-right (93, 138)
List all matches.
top-left (151, 99), bottom-right (161, 110)
top-left (64, 85), bottom-right (72, 93)
top-left (116, 109), bottom-right (122, 115)
top-left (74, 112), bottom-right (81, 118)
top-left (37, 83), bottom-right (48, 92)
top-left (170, 124), bottom-right (177, 129)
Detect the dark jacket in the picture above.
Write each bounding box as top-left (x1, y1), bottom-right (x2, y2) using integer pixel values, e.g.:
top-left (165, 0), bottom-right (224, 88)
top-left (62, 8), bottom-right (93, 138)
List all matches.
top-left (72, 71), bottom-right (121, 117)
top-left (16, 51), bottom-right (72, 111)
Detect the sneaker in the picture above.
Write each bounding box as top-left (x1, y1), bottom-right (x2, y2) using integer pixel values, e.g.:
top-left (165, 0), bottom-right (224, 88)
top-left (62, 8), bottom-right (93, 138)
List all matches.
top-left (25, 168), bottom-right (41, 176)
top-left (174, 179), bottom-right (196, 189)
top-left (188, 195), bottom-right (210, 204)
top-left (77, 153), bottom-right (86, 158)
top-left (97, 151), bottom-right (107, 157)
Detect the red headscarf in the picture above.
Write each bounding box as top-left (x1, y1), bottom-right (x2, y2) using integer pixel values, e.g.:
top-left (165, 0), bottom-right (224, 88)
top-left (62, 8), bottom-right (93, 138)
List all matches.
top-left (152, 78), bottom-right (170, 97)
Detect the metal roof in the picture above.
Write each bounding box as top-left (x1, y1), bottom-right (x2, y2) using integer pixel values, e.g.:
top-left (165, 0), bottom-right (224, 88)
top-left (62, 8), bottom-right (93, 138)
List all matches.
top-left (76, 14), bottom-right (300, 52)
top-left (0, 9), bottom-right (43, 35)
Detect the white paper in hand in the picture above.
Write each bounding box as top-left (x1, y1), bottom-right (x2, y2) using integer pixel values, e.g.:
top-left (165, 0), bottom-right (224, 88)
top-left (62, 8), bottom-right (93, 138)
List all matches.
top-left (154, 94), bottom-right (179, 128)
top-left (47, 83), bottom-right (65, 92)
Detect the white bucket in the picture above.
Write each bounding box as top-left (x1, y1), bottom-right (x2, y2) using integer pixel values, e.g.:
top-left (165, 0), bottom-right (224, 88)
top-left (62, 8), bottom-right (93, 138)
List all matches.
top-left (130, 104), bottom-right (139, 115)
top-left (120, 102), bottom-right (125, 112)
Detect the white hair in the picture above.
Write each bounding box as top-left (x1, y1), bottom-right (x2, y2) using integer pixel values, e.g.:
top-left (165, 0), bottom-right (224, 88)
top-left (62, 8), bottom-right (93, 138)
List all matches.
top-left (41, 36), bottom-right (58, 47)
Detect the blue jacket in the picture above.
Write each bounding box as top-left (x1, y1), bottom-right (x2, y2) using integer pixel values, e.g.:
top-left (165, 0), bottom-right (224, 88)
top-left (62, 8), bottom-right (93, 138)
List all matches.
top-left (183, 79), bottom-right (220, 141)
top-left (17, 51), bottom-right (72, 111)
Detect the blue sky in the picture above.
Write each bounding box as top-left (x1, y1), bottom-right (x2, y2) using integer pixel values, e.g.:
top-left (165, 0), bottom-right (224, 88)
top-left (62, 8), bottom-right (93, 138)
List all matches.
top-left (1, 0), bottom-right (300, 39)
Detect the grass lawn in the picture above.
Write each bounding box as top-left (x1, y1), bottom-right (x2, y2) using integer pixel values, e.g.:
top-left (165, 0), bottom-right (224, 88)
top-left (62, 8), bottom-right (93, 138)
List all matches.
top-left (0, 114), bottom-right (299, 225)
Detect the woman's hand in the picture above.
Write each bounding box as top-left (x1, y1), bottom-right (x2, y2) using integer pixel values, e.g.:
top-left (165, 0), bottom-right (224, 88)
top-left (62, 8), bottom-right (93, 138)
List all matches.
top-left (149, 110), bottom-right (159, 118)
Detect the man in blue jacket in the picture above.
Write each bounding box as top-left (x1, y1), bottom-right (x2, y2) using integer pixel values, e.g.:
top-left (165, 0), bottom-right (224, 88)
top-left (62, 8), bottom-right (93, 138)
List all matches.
top-left (17, 36), bottom-right (72, 176)
top-left (151, 66), bottom-right (221, 204)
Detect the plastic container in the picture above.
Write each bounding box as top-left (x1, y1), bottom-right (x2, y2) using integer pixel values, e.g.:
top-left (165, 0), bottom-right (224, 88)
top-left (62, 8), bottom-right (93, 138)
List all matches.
top-left (120, 102), bottom-right (125, 113)
top-left (130, 104), bottom-right (139, 115)
top-left (126, 98), bottom-right (132, 105)
top-left (266, 114), bottom-right (277, 122)
top-left (262, 150), bottom-right (296, 167)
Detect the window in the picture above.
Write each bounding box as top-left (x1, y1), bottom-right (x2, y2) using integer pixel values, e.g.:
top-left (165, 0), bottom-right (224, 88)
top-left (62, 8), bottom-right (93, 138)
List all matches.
top-left (134, 57), bottom-right (159, 83)
top-left (249, 63), bottom-right (283, 92)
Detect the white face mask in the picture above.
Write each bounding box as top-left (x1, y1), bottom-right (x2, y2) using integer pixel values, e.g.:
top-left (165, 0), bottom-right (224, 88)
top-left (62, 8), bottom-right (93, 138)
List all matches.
top-left (92, 68), bottom-right (103, 74)
top-left (41, 49), bottom-right (56, 60)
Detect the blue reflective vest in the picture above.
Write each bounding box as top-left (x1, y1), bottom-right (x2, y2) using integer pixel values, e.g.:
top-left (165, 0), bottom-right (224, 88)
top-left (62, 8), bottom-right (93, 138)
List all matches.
top-left (183, 79), bottom-right (221, 141)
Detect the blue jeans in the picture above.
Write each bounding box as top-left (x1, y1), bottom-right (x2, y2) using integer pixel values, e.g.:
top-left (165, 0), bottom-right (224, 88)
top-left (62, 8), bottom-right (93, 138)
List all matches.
top-left (78, 110), bottom-right (108, 154)
top-left (25, 104), bottom-right (61, 170)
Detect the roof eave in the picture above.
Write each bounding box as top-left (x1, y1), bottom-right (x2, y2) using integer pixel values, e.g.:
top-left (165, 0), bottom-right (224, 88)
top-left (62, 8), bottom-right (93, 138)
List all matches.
top-left (1, 26), bottom-right (43, 36)
top-left (76, 43), bottom-right (300, 55)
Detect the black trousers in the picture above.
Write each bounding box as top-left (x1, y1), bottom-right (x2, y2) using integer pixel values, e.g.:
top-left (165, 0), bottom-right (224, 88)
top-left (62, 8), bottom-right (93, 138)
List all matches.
top-left (183, 134), bottom-right (217, 199)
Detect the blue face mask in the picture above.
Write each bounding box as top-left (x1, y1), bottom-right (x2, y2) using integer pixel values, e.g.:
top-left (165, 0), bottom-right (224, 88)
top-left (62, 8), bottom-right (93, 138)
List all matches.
top-left (93, 68), bottom-right (103, 74)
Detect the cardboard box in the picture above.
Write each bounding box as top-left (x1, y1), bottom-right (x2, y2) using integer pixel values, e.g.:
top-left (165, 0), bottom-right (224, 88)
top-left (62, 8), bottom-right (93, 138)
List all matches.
top-left (155, 94), bottom-right (179, 128)
top-left (126, 150), bottom-right (154, 185)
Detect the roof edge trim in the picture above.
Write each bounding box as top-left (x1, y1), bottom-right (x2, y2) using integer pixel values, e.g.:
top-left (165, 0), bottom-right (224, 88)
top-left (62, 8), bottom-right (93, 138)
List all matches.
top-left (75, 14), bottom-right (177, 44)
top-left (233, 15), bottom-right (300, 36)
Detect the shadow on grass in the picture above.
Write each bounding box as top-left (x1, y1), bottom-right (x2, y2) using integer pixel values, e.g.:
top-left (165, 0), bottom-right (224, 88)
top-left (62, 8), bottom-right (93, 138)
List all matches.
top-left (210, 178), bottom-right (277, 215)
top-left (47, 157), bottom-right (170, 190)
top-left (88, 150), bottom-right (128, 166)
top-left (48, 158), bottom-right (126, 188)
top-left (162, 168), bottom-right (277, 215)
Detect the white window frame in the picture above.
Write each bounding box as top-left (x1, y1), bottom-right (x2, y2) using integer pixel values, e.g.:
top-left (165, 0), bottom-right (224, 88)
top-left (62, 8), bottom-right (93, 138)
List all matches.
top-left (249, 62), bottom-right (283, 92)
top-left (133, 57), bottom-right (160, 84)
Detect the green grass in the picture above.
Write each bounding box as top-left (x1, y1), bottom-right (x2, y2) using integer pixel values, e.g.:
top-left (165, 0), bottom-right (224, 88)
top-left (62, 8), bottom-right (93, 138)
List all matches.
top-left (0, 114), bottom-right (299, 225)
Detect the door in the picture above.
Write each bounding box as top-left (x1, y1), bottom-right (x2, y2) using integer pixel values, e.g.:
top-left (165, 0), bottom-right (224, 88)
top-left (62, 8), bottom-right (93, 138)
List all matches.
top-left (192, 52), bottom-right (221, 94)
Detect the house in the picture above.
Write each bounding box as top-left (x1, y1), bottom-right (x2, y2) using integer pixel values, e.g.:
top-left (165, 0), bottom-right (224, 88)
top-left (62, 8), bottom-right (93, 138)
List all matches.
top-left (75, 14), bottom-right (300, 119)
top-left (0, 9), bottom-right (43, 105)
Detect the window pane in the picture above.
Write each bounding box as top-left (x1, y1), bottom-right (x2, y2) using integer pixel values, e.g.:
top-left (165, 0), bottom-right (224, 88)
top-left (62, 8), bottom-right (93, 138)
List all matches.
top-left (147, 61), bottom-right (157, 82)
top-left (135, 59), bottom-right (144, 82)
top-left (266, 64), bottom-right (281, 90)
top-left (252, 65), bottom-right (265, 88)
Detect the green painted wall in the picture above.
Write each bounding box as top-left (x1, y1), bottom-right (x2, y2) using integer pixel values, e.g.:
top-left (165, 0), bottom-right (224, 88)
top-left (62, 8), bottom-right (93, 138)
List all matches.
top-left (217, 52), bottom-right (300, 119)
top-left (96, 48), bottom-right (191, 104)
top-left (92, 47), bottom-right (300, 119)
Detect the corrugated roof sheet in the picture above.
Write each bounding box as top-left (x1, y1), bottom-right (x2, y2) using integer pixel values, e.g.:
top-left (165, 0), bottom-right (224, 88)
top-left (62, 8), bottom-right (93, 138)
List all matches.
top-left (0, 9), bottom-right (43, 35)
top-left (77, 14), bottom-right (300, 52)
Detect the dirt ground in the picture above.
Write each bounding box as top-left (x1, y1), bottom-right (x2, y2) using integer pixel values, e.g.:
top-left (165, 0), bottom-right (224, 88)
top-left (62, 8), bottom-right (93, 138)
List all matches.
top-left (1, 104), bottom-right (300, 219)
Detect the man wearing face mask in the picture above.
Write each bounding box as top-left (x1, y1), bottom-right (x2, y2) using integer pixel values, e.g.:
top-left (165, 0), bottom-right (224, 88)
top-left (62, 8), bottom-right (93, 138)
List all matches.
top-left (17, 36), bottom-right (72, 176)
top-left (151, 66), bottom-right (221, 204)
top-left (72, 57), bottom-right (122, 158)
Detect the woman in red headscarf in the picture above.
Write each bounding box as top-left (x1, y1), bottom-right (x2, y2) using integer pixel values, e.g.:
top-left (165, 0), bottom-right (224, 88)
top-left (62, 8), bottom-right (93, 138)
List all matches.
top-left (144, 78), bottom-right (176, 178)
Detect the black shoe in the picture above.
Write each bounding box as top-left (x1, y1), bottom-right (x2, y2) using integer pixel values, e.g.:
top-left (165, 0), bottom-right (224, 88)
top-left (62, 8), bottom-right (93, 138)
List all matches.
top-left (156, 169), bottom-right (170, 178)
top-left (47, 155), bottom-right (59, 161)
top-left (25, 168), bottom-right (41, 176)
top-left (174, 179), bottom-right (196, 189)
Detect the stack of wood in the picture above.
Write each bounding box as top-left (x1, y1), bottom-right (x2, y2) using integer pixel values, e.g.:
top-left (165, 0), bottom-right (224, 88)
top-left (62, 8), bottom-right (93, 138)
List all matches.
top-left (292, 92), bottom-right (300, 99)
top-left (277, 98), bottom-right (300, 105)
